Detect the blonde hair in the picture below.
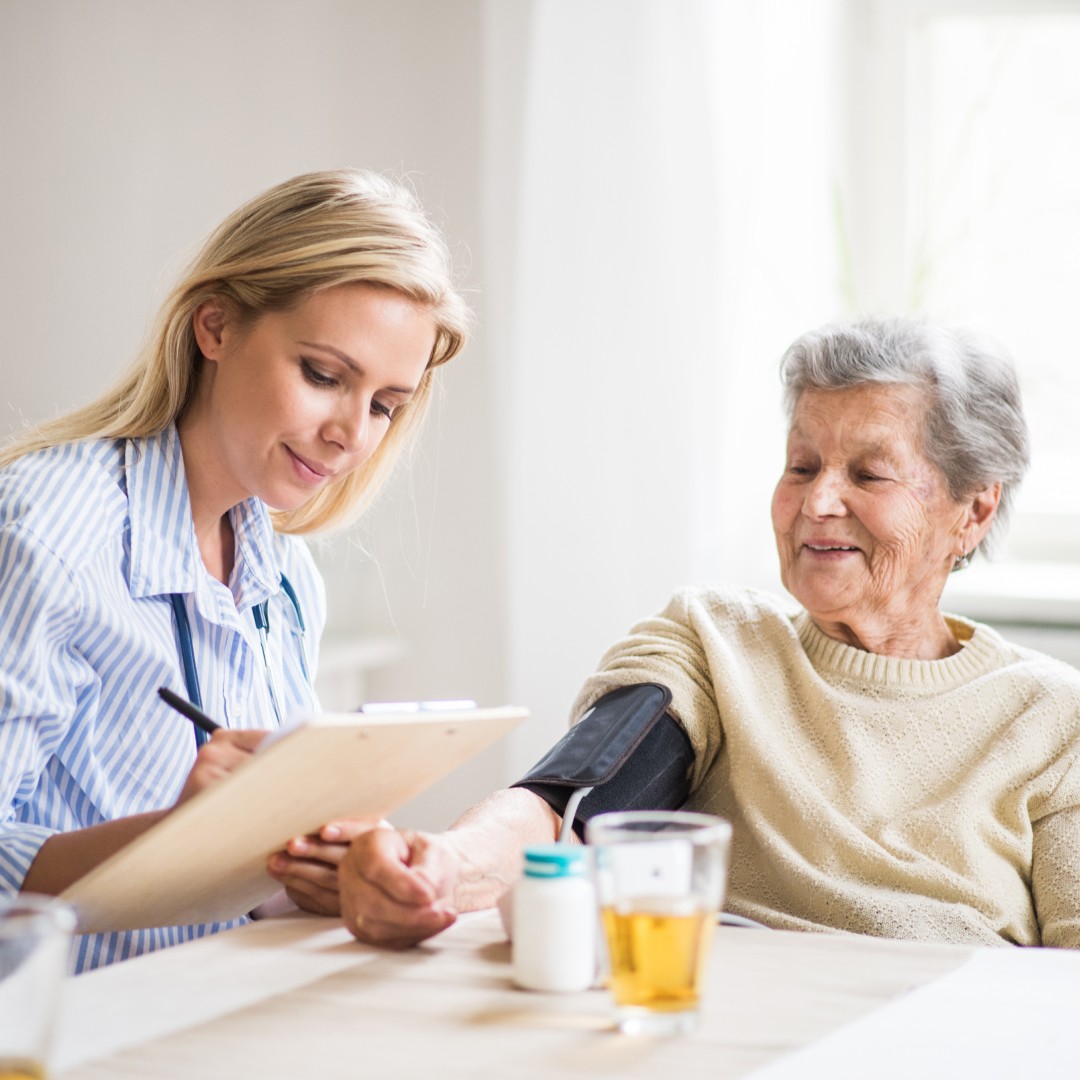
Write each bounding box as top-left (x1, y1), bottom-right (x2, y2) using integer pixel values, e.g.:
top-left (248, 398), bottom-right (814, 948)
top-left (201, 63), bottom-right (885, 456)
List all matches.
top-left (1, 169), bottom-right (470, 533)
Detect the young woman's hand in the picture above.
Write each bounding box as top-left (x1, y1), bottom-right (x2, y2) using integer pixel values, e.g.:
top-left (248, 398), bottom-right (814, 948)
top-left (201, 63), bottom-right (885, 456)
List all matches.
top-left (174, 729), bottom-right (267, 805)
top-left (267, 819), bottom-right (388, 916)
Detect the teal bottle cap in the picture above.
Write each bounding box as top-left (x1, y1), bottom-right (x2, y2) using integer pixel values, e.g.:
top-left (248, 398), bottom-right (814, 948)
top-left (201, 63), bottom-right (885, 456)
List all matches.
top-left (522, 844), bottom-right (588, 878)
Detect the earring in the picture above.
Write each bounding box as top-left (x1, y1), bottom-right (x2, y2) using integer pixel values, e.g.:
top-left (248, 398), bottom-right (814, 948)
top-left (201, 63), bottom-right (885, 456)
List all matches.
top-left (952, 550), bottom-right (972, 572)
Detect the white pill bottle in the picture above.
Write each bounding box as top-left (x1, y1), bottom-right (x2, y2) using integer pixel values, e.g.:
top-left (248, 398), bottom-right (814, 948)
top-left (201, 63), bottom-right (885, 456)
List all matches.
top-left (511, 844), bottom-right (596, 993)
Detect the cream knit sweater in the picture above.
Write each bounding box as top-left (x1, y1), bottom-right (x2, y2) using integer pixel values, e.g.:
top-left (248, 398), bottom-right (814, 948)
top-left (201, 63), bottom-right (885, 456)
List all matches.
top-left (572, 586), bottom-right (1080, 948)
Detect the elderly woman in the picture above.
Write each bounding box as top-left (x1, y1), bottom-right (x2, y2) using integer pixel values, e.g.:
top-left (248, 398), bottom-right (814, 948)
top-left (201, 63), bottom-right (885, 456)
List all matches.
top-left (327, 316), bottom-right (1080, 950)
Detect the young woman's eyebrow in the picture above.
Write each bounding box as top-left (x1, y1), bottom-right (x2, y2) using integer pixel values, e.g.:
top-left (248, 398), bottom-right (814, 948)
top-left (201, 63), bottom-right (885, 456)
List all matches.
top-left (297, 340), bottom-right (418, 394)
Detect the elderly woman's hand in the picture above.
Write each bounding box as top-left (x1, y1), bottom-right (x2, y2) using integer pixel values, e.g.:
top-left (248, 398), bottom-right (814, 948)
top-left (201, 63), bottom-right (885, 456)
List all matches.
top-left (335, 788), bottom-right (563, 948)
top-left (337, 827), bottom-right (462, 947)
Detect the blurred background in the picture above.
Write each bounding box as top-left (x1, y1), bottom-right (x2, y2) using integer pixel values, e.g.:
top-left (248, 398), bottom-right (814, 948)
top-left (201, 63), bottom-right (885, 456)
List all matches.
top-left (3, 0), bottom-right (1079, 826)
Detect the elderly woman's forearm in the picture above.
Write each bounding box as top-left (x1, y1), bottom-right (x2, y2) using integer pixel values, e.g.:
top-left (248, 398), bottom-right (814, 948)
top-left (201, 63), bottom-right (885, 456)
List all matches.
top-left (444, 788), bottom-right (561, 911)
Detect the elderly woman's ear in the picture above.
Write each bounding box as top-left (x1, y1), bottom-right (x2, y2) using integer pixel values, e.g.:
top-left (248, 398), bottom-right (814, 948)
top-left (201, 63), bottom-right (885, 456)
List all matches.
top-left (957, 481), bottom-right (1003, 559)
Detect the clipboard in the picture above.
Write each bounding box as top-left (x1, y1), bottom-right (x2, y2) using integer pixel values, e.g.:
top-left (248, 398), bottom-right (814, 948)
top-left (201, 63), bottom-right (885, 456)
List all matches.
top-left (62, 705), bottom-right (527, 933)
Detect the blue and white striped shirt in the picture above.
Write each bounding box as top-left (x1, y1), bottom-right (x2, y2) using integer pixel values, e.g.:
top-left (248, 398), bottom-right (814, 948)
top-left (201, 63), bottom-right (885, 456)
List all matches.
top-left (0, 426), bottom-right (325, 972)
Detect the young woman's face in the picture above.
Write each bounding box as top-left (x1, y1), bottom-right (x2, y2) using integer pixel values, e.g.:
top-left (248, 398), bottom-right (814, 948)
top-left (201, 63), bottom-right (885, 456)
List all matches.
top-left (192, 282), bottom-right (436, 512)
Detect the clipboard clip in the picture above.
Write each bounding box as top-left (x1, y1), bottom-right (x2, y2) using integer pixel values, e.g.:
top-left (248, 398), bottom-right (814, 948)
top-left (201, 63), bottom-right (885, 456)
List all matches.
top-left (359, 700), bottom-right (478, 715)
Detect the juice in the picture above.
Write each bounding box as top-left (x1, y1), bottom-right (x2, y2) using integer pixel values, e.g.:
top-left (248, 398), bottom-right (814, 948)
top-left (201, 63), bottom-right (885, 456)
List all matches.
top-left (600, 898), bottom-right (715, 1012)
top-left (0, 1059), bottom-right (46, 1080)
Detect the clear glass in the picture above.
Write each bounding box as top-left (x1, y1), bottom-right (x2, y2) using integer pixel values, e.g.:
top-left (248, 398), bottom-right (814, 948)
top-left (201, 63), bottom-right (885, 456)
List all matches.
top-left (586, 811), bottom-right (731, 1036)
top-left (0, 894), bottom-right (76, 1079)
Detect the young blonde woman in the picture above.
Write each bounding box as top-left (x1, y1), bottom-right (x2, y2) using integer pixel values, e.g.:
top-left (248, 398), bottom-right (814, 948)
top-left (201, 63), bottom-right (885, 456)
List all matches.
top-left (0, 169), bottom-right (469, 971)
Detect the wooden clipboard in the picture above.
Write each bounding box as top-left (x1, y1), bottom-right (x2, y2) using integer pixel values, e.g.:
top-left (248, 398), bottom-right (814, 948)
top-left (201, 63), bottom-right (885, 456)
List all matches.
top-left (62, 706), bottom-right (527, 933)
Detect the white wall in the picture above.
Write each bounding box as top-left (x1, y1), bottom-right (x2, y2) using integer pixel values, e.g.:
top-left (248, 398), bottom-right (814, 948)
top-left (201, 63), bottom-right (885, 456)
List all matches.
top-left (12, 1), bottom-right (1005, 835)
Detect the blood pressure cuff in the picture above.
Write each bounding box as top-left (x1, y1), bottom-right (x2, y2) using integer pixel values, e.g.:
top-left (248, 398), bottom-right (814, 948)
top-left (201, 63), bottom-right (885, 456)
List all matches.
top-left (510, 683), bottom-right (694, 839)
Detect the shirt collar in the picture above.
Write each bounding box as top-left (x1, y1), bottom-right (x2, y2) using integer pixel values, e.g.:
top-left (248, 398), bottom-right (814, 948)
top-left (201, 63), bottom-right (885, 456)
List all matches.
top-left (229, 493), bottom-right (281, 611)
top-left (126, 426), bottom-right (280, 610)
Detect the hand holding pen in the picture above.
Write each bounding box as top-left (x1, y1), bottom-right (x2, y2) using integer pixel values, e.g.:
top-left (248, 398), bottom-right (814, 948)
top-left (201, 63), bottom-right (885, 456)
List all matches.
top-left (158, 686), bottom-right (372, 916)
top-left (158, 686), bottom-right (266, 804)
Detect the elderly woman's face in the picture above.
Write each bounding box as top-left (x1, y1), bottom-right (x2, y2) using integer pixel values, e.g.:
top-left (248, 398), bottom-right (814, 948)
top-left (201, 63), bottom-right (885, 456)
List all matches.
top-left (771, 385), bottom-right (975, 648)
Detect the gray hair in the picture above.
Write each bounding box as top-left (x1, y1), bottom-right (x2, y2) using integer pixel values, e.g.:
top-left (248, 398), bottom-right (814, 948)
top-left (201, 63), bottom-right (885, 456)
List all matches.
top-left (778, 315), bottom-right (1030, 559)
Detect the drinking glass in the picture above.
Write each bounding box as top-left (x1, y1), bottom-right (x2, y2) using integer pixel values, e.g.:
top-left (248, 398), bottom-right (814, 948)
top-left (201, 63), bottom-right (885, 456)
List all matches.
top-left (587, 811), bottom-right (731, 1035)
top-left (0, 895), bottom-right (76, 1079)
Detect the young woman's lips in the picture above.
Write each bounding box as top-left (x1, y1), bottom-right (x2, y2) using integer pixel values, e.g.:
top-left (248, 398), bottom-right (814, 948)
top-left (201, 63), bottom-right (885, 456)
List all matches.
top-left (286, 446), bottom-right (330, 485)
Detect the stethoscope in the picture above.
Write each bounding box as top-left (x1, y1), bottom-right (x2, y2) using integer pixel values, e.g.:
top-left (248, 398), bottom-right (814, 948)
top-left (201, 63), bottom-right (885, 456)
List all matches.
top-left (169, 574), bottom-right (305, 749)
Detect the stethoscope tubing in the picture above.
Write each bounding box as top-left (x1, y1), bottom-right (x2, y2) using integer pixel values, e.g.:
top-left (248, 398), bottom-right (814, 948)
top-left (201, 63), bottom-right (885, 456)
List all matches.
top-left (168, 575), bottom-right (303, 749)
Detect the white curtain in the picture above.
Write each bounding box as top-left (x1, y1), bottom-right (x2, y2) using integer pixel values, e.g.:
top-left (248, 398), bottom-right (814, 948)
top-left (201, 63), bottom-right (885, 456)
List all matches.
top-left (489, 0), bottom-right (847, 769)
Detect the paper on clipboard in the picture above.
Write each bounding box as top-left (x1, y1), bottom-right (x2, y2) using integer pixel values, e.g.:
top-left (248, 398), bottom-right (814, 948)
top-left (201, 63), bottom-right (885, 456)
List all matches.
top-left (62, 705), bottom-right (527, 933)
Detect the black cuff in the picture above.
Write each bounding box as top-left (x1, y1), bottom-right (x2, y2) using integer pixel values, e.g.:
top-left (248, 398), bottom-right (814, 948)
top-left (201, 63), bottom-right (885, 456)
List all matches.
top-left (511, 683), bottom-right (694, 838)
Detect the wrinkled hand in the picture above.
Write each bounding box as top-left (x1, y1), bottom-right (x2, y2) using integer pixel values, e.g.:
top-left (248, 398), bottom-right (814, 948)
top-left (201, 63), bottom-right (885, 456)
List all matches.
top-left (268, 819), bottom-right (385, 916)
top-left (175, 729), bottom-right (267, 805)
top-left (338, 827), bottom-right (464, 948)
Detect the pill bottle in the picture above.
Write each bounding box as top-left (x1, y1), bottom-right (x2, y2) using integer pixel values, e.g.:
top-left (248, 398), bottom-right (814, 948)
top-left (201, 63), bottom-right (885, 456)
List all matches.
top-left (511, 844), bottom-right (596, 993)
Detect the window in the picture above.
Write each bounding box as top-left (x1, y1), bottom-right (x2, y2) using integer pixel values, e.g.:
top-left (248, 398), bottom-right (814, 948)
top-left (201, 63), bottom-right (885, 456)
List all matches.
top-left (843, 0), bottom-right (1080, 563)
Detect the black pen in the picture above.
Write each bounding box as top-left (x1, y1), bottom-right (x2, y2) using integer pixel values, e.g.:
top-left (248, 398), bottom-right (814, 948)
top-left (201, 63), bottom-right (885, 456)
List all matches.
top-left (158, 686), bottom-right (221, 737)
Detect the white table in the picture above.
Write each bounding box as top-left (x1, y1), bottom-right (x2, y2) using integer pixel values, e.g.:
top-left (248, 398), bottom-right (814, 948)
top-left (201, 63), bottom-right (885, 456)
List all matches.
top-left (51, 910), bottom-right (1080, 1079)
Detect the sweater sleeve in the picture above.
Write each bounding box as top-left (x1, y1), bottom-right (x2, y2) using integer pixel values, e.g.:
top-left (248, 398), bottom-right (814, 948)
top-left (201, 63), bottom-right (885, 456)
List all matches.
top-left (0, 524), bottom-right (85, 893)
top-left (1031, 752), bottom-right (1080, 948)
top-left (569, 589), bottom-right (722, 789)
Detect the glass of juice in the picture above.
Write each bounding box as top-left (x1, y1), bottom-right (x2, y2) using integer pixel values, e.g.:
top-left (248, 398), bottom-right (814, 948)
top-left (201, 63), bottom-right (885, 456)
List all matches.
top-left (586, 811), bottom-right (731, 1036)
top-left (0, 894), bottom-right (75, 1079)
